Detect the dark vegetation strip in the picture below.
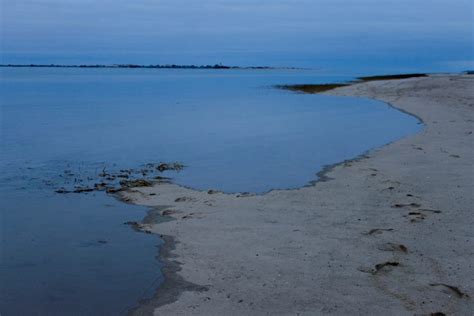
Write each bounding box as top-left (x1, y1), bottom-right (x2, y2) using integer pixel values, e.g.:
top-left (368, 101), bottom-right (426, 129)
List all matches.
top-left (277, 73), bottom-right (428, 94)
top-left (358, 73), bottom-right (428, 81)
top-left (275, 83), bottom-right (349, 93)
top-left (0, 64), bottom-right (299, 70)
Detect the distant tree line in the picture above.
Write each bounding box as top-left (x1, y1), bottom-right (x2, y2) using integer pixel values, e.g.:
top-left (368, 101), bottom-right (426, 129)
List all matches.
top-left (0, 63), bottom-right (281, 70)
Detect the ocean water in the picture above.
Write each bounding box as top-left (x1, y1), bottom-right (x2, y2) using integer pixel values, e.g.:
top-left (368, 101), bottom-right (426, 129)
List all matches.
top-left (0, 68), bottom-right (422, 315)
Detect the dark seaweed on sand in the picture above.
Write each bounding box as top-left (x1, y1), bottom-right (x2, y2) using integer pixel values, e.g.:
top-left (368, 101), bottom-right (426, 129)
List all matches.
top-left (275, 83), bottom-right (349, 94)
top-left (358, 73), bottom-right (428, 81)
top-left (277, 73), bottom-right (428, 94)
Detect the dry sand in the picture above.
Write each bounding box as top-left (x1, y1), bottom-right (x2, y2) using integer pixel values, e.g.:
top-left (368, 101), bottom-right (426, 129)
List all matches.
top-left (121, 74), bottom-right (474, 315)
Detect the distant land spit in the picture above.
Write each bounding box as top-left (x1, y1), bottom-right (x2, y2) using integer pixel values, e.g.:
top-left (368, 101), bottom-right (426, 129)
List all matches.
top-left (0, 64), bottom-right (303, 70)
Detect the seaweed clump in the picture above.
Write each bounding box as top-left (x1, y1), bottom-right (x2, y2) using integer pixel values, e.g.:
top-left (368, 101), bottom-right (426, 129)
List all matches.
top-left (157, 162), bottom-right (185, 172)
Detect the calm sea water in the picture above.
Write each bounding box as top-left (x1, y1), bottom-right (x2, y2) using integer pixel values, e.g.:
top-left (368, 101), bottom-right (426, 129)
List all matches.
top-left (0, 68), bottom-right (421, 315)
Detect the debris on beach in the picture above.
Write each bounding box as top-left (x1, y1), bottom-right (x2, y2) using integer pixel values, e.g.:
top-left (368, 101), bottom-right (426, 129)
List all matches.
top-left (98, 168), bottom-right (110, 177)
top-left (94, 183), bottom-right (107, 191)
top-left (124, 221), bottom-right (145, 231)
top-left (156, 162), bottom-right (185, 172)
top-left (73, 187), bottom-right (95, 193)
top-left (124, 221), bottom-right (153, 234)
top-left (119, 179), bottom-right (152, 188)
top-left (106, 187), bottom-right (121, 194)
top-left (52, 161), bottom-right (185, 194)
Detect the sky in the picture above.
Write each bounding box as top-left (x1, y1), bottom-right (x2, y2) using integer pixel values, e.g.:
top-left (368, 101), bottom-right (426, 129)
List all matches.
top-left (1, 0), bottom-right (473, 73)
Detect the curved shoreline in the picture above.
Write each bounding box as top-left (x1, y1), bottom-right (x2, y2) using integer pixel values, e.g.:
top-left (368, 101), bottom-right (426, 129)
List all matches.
top-left (121, 74), bottom-right (474, 315)
top-left (124, 101), bottom-right (421, 315)
top-left (122, 94), bottom-right (423, 198)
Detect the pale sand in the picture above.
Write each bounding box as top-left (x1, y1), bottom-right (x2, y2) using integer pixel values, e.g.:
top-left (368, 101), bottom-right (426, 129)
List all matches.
top-left (122, 74), bottom-right (474, 315)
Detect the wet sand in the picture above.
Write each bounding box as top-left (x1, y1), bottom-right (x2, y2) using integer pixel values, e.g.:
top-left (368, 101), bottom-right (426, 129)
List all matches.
top-left (121, 74), bottom-right (474, 315)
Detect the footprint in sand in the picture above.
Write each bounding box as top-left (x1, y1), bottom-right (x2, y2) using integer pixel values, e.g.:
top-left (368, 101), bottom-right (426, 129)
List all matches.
top-left (429, 283), bottom-right (469, 299)
top-left (363, 228), bottom-right (394, 235)
top-left (377, 243), bottom-right (408, 253)
top-left (358, 261), bottom-right (400, 274)
top-left (402, 208), bottom-right (442, 223)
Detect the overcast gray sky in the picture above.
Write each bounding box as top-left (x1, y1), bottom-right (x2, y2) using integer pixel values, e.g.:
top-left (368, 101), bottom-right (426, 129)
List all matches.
top-left (1, 0), bottom-right (473, 72)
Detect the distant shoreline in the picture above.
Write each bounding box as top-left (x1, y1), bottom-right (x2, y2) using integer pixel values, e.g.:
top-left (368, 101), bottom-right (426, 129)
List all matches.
top-left (276, 73), bottom-right (429, 93)
top-left (0, 64), bottom-right (302, 70)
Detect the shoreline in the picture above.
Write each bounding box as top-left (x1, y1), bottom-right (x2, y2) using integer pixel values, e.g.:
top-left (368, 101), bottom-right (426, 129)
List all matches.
top-left (127, 235), bottom-right (209, 315)
top-left (120, 74), bottom-right (473, 315)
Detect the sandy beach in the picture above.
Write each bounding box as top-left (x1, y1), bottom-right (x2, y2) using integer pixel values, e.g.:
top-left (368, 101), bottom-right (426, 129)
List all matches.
top-left (121, 74), bottom-right (474, 315)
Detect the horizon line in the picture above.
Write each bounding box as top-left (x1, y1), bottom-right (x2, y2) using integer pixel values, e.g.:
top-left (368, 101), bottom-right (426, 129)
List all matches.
top-left (0, 63), bottom-right (308, 70)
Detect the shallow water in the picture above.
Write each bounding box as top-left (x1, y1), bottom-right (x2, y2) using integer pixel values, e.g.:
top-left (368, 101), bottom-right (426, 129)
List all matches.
top-left (0, 68), bottom-right (421, 314)
top-left (0, 189), bottom-right (162, 315)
